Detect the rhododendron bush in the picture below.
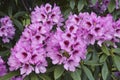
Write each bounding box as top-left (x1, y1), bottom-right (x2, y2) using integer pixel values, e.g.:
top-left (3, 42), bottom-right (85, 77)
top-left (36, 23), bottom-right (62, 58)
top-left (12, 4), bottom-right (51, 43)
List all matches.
top-left (1, 0), bottom-right (120, 80)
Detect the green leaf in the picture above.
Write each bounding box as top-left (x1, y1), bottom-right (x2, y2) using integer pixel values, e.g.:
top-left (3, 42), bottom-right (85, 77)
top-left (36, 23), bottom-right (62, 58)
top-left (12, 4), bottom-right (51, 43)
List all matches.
top-left (39, 74), bottom-right (51, 80)
top-left (0, 11), bottom-right (6, 16)
top-left (77, 0), bottom-right (84, 12)
top-left (101, 44), bottom-right (110, 56)
top-left (14, 11), bottom-right (26, 18)
top-left (91, 0), bottom-right (97, 5)
top-left (82, 65), bottom-right (95, 80)
top-left (113, 48), bottom-right (120, 54)
top-left (113, 55), bottom-right (120, 71)
top-left (70, 0), bottom-right (75, 10)
top-left (108, 0), bottom-right (116, 13)
top-left (100, 54), bottom-right (108, 63)
top-left (54, 66), bottom-right (64, 80)
top-left (85, 53), bottom-right (92, 61)
top-left (64, 9), bottom-right (71, 19)
top-left (84, 60), bottom-right (102, 66)
top-left (30, 73), bottom-right (38, 80)
top-left (102, 62), bottom-right (109, 80)
top-left (24, 75), bottom-right (30, 80)
top-left (71, 69), bottom-right (81, 80)
top-left (13, 19), bottom-right (23, 31)
top-left (0, 71), bottom-right (19, 80)
top-left (46, 66), bottom-right (56, 73)
top-left (0, 50), bottom-right (10, 57)
top-left (0, 42), bottom-right (13, 49)
top-left (8, 6), bottom-right (12, 17)
top-left (104, 41), bottom-right (113, 46)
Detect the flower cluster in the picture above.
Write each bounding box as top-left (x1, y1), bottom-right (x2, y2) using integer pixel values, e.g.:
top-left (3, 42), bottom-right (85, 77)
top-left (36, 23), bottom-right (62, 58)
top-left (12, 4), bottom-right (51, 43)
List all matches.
top-left (47, 12), bottom-right (120, 71)
top-left (8, 23), bottom-right (48, 77)
top-left (90, 0), bottom-right (120, 13)
top-left (0, 56), bottom-right (7, 77)
top-left (8, 3), bottom-right (64, 77)
top-left (8, 3), bottom-right (120, 78)
top-left (78, 12), bottom-right (116, 46)
top-left (31, 3), bottom-right (64, 31)
top-left (47, 14), bottom-right (87, 71)
top-left (0, 16), bottom-right (15, 43)
top-left (90, 0), bottom-right (110, 14)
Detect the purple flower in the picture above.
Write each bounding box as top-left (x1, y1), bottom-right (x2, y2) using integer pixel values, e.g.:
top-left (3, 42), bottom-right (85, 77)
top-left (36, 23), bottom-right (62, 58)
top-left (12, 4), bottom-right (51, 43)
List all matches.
top-left (8, 23), bottom-right (48, 76)
top-left (64, 57), bottom-right (79, 71)
top-left (114, 71), bottom-right (120, 77)
top-left (0, 56), bottom-right (7, 77)
top-left (115, 0), bottom-right (119, 9)
top-left (90, 0), bottom-right (110, 14)
top-left (11, 76), bottom-right (23, 80)
top-left (47, 15), bottom-right (87, 71)
top-left (31, 3), bottom-right (64, 30)
top-left (20, 64), bottom-right (34, 76)
top-left (0, 16), bottom-right (15, 43)
top-left (114, 19), bottom-right (120, 38)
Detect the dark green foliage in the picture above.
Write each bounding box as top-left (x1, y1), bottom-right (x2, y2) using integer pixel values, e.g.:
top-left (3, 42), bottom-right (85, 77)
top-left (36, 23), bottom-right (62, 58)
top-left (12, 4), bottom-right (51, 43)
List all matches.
top-left (1, 0), bottom-right (120, 80)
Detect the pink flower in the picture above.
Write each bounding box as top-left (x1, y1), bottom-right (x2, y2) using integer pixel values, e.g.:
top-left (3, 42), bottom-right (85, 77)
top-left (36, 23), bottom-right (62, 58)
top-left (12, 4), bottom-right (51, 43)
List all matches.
top-left (0, 56), bottom-right (7, 77)
top-left (45, 3), bottom-right (52, 13)
top-left (20, 64), bottom-right (34, 76)
top-left (8, 22), bottom-right (48, 76)
top-left (31, 3), bottom-right (64, 29)
top-left (15, 50), bottom-right (31, 63)
top-left (8, 55), bottom-right (21, 71)
top-left (11, 76), bottom-right (23, 80)
top-left (0, 16), bottom-right (15, 43)
top-left (35, 59), bottom-right (47, 74)
top-left (47, 21), bottom-right (87, 71)
top-left (64, 57), bottom-right (79, 71)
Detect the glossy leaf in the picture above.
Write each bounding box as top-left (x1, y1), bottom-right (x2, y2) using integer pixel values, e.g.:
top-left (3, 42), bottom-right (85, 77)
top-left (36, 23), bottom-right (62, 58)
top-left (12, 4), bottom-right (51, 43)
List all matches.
top-left (14, 11), bottom-right (26, 18)
top-left (70, 0), bottom-right (75, 9)
top-left (39, 74), bottom-right (51, 80)
top-left (108, 0), bottom-right (116, 13)
top-left (84, 60), bottom-right (102, 66)
top-left (30, 73), bottom-right (38, 80)
top-left (54, 66), bottom-right (64, 80)
top-left (77, 0), bottom-right (84, 12)
top-left (99, 54), bottom-right (108, 63)
top-left (91, 0), bottom-right (97, 5)
top-left (102, 62), bottom-right (109, 80)
top-left (113, 48), bottom-right (120, 54)
top-left (101, 44), bottom-right (110, 56)
top-left (71, 69), bottom-right (81, 80)
top-left (82, 65), bottom-right (95, 80)
top-left (0, 71), bottom-right (19, 80)
top-left (13, 19), bottom-right (24, 31)
top-left (113, 55), bottom-right (120, 71)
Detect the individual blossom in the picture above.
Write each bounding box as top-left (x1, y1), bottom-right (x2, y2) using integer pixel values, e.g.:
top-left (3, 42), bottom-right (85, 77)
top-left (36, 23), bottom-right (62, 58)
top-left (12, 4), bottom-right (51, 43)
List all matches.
top-left (0, 16), bottom-right (15, 43)
top-left (115, 0), bottom-right (120, 9)
top-left (31, 3), bottom-right (64, 31)
top-left (0, 56), bottom-right (7, 77)
top-left (8, 23), bottom-right (48, 77)
top-left (114, 18), bottom-right (120, 38)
